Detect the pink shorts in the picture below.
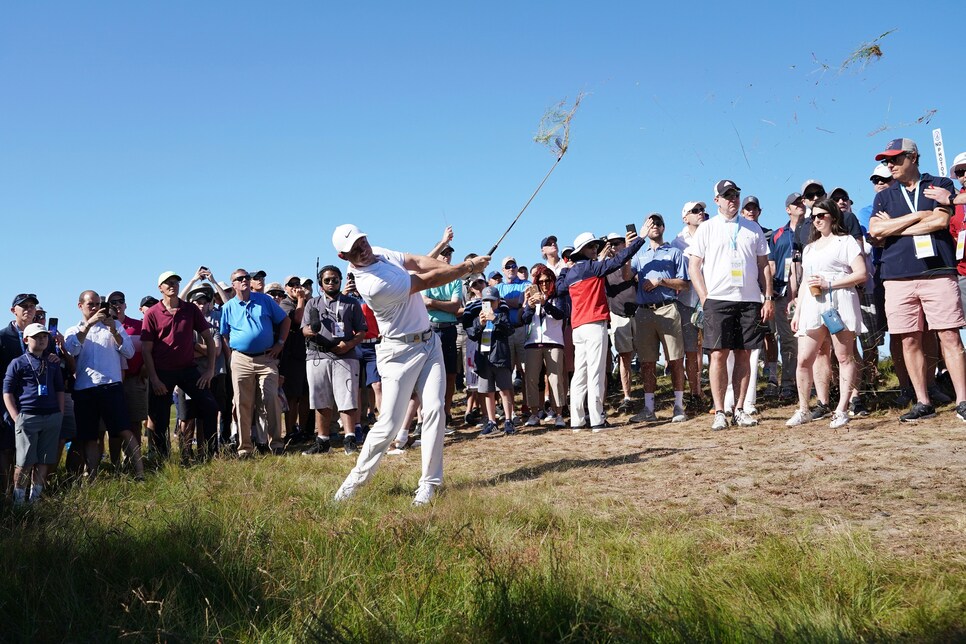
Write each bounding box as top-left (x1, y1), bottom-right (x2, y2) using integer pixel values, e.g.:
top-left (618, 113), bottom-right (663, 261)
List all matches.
top-left (884, 276), bottom-right (966, 334)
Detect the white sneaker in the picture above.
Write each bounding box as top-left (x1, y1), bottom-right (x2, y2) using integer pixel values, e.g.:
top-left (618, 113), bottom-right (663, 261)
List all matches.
top-left (334, 474), bottom-right (363, 502)
top-left (785, 409), bottom-right (810, 427)
top-left (630, 408), bottom-right (657, 423)
top-left (829, 410), bottom-right (850, 429)
top-left (671, 405), bottom-right (687, 423)
top-left (525, 414), bottom-right (540, 427)
top-left (733, 409), bottom-right (758, 427)
top-left (744, 406), bottom-right (759, 416)
top-left (412, 483), bottom-right (436, 506)
top-left (711, 411), bottom-right (728, 431)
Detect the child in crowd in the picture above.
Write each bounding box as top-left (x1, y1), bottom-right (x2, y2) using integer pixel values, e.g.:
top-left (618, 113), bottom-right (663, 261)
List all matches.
top-left (2, 323), bottom-right (65, 505)
top-left (468, 287), bottom-right (516, 437)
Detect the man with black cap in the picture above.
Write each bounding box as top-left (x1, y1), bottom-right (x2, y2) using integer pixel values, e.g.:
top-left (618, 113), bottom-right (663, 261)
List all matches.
top-left (329, 224), bottom-right (490, 506)
top-left (559, 229), bottom-right (645, 430)
top-left (250, 270), bottom-right (267, 294)
top-left (767, 193), bottom-right (806, 400)
top-left (686, 180), bottom-right (773, 431)
top-left (541, 235), bottom-right (564, 275)
top-left (869, 137), bottom-right (966, 422)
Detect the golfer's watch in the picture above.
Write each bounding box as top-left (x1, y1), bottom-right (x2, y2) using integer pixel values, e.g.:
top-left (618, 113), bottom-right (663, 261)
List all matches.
top-left (764, 296), bottom-right (775, 301)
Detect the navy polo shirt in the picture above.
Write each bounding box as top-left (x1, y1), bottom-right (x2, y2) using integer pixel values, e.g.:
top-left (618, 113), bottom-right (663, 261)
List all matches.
top-left (631, 242), bottom-right (687, 305)
top-left (793, 210), bottom-right (863, 253)
top-left (874, 172), bottom-right (957, 281)
top-left (770, 222), bottom-right (798, 296)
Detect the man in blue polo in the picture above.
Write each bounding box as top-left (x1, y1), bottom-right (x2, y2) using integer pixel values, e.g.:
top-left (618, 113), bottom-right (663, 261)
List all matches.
top-left (422, 243), bottom-right (463, 426)
top-left (495, 256), bottom-right (532, 419)
top-left (221, 268), bottom-right (291, 456)
top-left (629, 214), bottom-right (689, 423)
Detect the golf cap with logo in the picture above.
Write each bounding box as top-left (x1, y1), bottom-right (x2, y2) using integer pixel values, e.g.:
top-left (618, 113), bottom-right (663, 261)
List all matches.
top-left (481, 286), bottom-right (501, 302)
top-left (875, 138), bottom-right (918, 161)
top-left (23, 322), bottom-right (49, 339)
top-left (870, 165), bottom-right (893, 181)
top-left (785, 192), bottom-right (804, 207)
top-left (140, 296), bottom-right (159, 308)
top-left (741, 196), bottom-right (761, 211)
top-left (800, 179), bottom-right (825, 194)
top-left (605, 232), bottom-right (624, 243)
top-left (249, 270), bottom-right (266, 280)
top-left (11, 293), bottom-right (38, 308)
top-left (488, 271), bottom-right (502, 280)
top-left (829, 187), bottom-right (851, 202)
top-left (681, 201), bottom-right (706, 219)
top-left (950, 152), bottom-right (966, 179)
top-left (540, 235), bottom-right (557, 248)
top-left (332, 224), bottom-right (367, 254)
top-left (157, 271), bottom-right (181, 286)
top-left (501, 256), bottom-right (517, 268)
top-left (714, 179), bottom-right (740, 197)
top-left (573, 232), bottom-right (604, 256)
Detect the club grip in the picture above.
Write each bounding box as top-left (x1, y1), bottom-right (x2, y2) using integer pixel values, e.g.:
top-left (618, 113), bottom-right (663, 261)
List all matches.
top-left (487, 245), bottom-right (497, 256)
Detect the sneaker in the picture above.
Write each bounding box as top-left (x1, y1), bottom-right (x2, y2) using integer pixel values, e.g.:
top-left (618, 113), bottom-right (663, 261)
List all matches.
top-left (554, 416), bottom-right (566, 429)
top-left (343, 435), bottom-right (358, 455)
top-left (895, 387), bottom-right (915, 408)
top-left (778, 386), bottom-right (796, 401)
top-left (591, 421), bottom-right (615, 433)
top-left (412, 483), bottom-right (436, 506)
top-left (928, 383), bottom-right (952, 405)
top-left (302, 438), bottom-right (330, 455)
top-left (334, 474), bottom-right (363, 502)
top-left (510, 415), bottom-right (525, 426)
top-left (899, 402), bottom-right (936, 423)
top-left (444, 427), bottom-right (456, 436)
top-left (785, 409), bottom-right (810, 427)
top-left (617, 398), bottom-right (634, 414)
top-left (503, 421), bottom-right (518, 436)
top-left (733, 409), bottom-right (758, 427)
top-left (630, 408), bottom-right (658, 423)
top-left (412, 422), bottom-right (423, 438)
top-left (366, 411), bottom-right (377, 426)
top-left (524, 414), bottom-right (540, 427)
top-left (849, 396), bottom-right (870, 417)
top-left (957, 401), bottom-right (966, 422)
top-left (764, 382), bottom-right (779, 398)
top-left (479, 421), bottom-right (503, 438)
top-left (354, 425), bottom-right (366, 444)
top-left (810, 402), bottom-right (831, 421)
top-left (711, 411), bottom-right (728, 431)
top-left (829, 410), bottom-right (850, 428)
top-left (464, 413), bottom-right (474, 427)
top-left (671, 405), bottom-right (687, 423)
top-left (743, 406), bottom-right (759, 416)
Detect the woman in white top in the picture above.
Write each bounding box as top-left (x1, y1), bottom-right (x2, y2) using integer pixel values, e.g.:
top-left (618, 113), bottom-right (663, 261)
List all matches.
top-left (788, 199), bottom-right (868, 429)
top-left (521, 264), bottom-right (570, 428)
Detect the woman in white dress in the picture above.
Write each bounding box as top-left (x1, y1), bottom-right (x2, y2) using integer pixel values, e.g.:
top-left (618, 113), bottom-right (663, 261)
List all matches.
top-left (788, 199), bottom-right (868, 428)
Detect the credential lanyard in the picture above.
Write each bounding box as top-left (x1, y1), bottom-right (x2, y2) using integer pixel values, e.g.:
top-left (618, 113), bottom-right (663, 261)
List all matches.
top-left (899, 178), bottom-right (921, 215)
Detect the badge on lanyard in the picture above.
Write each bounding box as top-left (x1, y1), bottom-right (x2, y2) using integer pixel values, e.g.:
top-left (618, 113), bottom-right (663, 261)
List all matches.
top-left (730, 256), bottom-right (745, 286)
top-left (913, 235), bottom-right (935, 259)
top-left (783, 257), bottom-right (792, 283)
top-left (956, 230), bottom-right (965, 260)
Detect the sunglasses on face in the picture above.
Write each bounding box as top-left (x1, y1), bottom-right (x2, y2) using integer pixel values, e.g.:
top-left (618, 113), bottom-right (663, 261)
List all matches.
top-left (233, 275), bottom-right (250, 282)
top-left (109, 299), bottom-right (125, 306)
top-left (832, 194), bottom-right (850, 202)
top-left (882, 153), bottom-right (908, 166)
top-left (322, 277), bottom-right (341, 284)
top-left (721, 190), bottom-right (740, 200)
top-left (688, 206), bottom-right (705, 214)
top-left (812, 211), bottom-right (830, 219)
top-left (803, 191), bottom-right (825, 200)
top-left (504, 263), bottom-right (517, 269)
top-left (536, 278), bottom-right (553, 284)
top-left (955, 168), bottom-right (966, 178)
top-left (871, 176), bottom-right (891, 185)
top-left (269, 291), bottom-right (285, 297)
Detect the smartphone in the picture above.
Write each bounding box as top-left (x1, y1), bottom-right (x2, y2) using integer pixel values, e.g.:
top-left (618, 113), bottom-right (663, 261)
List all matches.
top-left (482, 301), bottom-right (493, 316)
top-left (199, 265), bottom-right (209, 272)
top-left (48, 318), bottom-right (59, 336)
top-left (625, 223), bottom-right (637, 235)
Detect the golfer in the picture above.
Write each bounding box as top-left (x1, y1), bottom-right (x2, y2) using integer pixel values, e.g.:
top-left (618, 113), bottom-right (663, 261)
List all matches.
top-left (331, 224), bottom-right (490, 505)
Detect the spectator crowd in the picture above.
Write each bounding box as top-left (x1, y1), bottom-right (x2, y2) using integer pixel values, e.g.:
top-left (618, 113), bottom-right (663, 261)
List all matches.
top-left (3, 137), bottom-right (966, 507)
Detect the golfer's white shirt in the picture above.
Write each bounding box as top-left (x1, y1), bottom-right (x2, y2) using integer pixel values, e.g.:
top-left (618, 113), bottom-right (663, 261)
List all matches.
top-left (351, 247), bottom-right (430, 337)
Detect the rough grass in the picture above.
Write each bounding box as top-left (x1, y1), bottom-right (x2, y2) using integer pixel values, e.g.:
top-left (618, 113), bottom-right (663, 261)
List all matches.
top-left (1, 450), bottom-right (964, 643)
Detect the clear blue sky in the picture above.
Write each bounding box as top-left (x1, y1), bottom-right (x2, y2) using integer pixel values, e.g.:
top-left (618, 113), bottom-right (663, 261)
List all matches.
top-left (2, 2), bottom-right (962, 322)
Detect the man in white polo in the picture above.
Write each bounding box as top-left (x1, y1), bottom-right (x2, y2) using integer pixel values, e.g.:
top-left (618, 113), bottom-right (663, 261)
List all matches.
top-left (331, 224), bottom-right (490, 505)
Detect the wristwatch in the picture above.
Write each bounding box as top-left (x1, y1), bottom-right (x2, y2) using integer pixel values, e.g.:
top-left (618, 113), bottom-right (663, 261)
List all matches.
top-left (764, 296), bottom-right (775, 301)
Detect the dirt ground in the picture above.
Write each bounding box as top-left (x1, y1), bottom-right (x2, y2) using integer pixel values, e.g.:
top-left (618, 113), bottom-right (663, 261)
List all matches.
top-left (423, 393), bottom-right (966, 557)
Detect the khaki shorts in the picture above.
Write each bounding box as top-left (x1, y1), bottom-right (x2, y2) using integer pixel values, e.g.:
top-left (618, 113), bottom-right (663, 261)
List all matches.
top-left (633, 302), bottom-right (684, 363)
top-left (608, 312), bottom-right (635, 354)
top-left (884, 276), bottom-right (966, 334)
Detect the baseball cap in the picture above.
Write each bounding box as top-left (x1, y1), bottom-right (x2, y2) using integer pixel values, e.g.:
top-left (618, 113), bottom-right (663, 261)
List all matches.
top-left (870, 165), bottom-right (893, 180)
top-left (250, 270), bottom-right (267, 280)
top-left (284, 275), bottom-right (302, 287)
top-left (481, 286), bottom-right (501, 302)
top-left (604, 232), bottom-right (624, 243)
top-left (187, 285), bottom-right (214, 302)
top-left (785, 192), bottom-right (804, 207)
top-left (681, 201), bottom-right (707, 218)
top-left (573, 232), bottom-right (604, 256)
top-left (540, 235), bottom-right (557, 248)
top-left (332, 224), bottom-right (367, 254)
top-left (829, 186), bottom-right (851, 201)
top-left (741, 196), bottom-right (761, 210)
top-left (875, 138), bottom-right (918, 161)
top-left (714, 179), bottom-right (741, 196)
top-left (23, 322), bottom-right (49, 339)
top-left (157, 271), bottom-right (181, 286)
top-left (440, 245), bottom-right (454, 255)
top-left (11, 293), bottom-right (38, 308)
top-left (488, 271), bottom-right (502, 280)
top-left (501, 256), bottom-right (517, 268)
top-left (561, 245), bottom-right (575, 260)
top-left (140, 296), bottom-right (159, 308)
top-left (644, 213), bottom-right (665, 227)
top-left (800, 179), bottom-right (825, 194)
top-left (266, 282), bottom-right (285, 296)
top-left (950, 152), bottom-right (966, 178)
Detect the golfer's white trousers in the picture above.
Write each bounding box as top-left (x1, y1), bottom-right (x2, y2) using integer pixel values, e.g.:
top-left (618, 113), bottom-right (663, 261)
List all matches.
top-left (343, 332), bottom-right (446, 488)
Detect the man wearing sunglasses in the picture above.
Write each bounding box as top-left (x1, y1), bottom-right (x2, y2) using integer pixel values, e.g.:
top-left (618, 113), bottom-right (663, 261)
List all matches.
top-left (943, 152), bottom-right (966, 314)
top-left (686, 179), bottom-right (773, 431)
top-left (869, 138), bottom-right (966, 423)
top-left (496, 256), bottom-right (532, 420)
top-left (671, 201), bottom-right (709, 407)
